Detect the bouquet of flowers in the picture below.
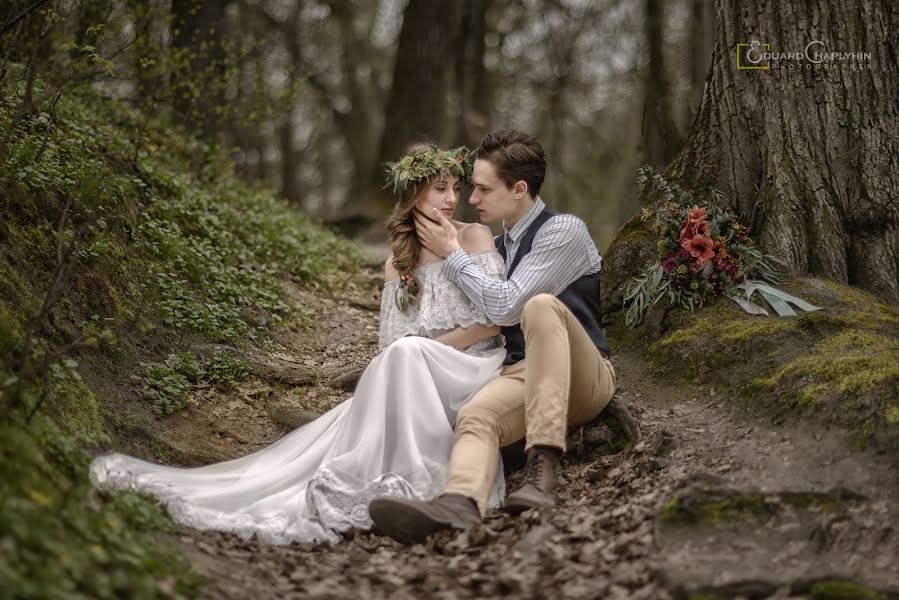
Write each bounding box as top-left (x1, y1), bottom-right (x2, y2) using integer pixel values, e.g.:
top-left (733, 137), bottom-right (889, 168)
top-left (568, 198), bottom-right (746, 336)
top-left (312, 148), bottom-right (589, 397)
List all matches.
top-left (624, 167), bottom-right (817, 327)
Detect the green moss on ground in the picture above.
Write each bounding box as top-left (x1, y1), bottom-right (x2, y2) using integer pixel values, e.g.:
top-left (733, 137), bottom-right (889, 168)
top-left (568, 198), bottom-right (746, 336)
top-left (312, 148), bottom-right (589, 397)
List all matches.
top-left (781, 492), bottom-right (844, 513)
top-left (55, 376), bottom-right (110, 446)
top-left (809, 580), bottom-right (881, 600)
top-left (622, 277), bottom-right (899, 449)
top-left (601, 214), bottom-right (659, 312)
top-left (658, 493), bottom-right (771, 526)
top-left (658, 490), bottom-right (852, 534)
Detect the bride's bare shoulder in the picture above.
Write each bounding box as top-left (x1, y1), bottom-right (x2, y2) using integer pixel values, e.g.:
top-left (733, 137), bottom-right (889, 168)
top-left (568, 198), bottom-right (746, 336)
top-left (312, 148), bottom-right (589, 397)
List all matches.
top-left (457, 223), bottom-right (496, 253)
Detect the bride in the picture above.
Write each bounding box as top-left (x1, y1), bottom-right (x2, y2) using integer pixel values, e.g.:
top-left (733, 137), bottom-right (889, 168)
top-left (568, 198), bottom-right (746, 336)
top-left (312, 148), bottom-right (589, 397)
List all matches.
top-left (89, 144), bottom-right (507, 544)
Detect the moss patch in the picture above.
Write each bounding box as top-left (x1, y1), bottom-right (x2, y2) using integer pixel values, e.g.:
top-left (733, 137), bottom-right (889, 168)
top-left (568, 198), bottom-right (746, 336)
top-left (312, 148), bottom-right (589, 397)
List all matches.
top-left (658, 493), bottom-right (771, 526)
top-left (628, 277), bottom-right (899, 449)
top-left (601, 214), bottom-right (659, 311)
top-left (809, 580), bottom-right (881, 600)
top-left (56, 376), bottom-right (110, 446)
top-left (659, 489), bottom-right (853, 533)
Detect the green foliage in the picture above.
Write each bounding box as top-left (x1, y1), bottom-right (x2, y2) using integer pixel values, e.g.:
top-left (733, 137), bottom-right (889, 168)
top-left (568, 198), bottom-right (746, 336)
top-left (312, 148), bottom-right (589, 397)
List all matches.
top-left (0, 65), bottom-right (361, 596)
top-left (203, 349), bottom-right (250, 389)
top-left (0, 416), bottom-right (202, 599)
top-left (1, 78), bottom-right (363, 346)
top-left (135, 349), bottom-right (249, 414)
top-left (134, 352), bottom-right (202, 415)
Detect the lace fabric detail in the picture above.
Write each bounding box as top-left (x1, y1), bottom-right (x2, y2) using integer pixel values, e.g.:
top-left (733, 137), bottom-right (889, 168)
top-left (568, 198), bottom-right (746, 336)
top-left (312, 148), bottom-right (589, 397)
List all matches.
top-left (91, 444), bottom-right (505, 546)
top-left (90, 454), bottom-right (441, 545)
top-left (379, 250), bottom-right (505, 351)
top-left (306, 464), bottom-right (505, 532)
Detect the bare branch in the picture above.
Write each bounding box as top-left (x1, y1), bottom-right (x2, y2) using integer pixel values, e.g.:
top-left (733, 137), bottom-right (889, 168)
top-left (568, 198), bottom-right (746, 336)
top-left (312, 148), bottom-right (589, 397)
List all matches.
top-left (0, 0), bottom-right (52, 38)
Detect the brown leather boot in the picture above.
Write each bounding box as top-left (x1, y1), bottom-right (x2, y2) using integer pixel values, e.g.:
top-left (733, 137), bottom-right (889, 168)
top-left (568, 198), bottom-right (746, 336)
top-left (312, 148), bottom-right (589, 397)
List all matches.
top-left (368, 493), bottom-right (481, 545)
top-left (502, 446), bottom-right (561, 514)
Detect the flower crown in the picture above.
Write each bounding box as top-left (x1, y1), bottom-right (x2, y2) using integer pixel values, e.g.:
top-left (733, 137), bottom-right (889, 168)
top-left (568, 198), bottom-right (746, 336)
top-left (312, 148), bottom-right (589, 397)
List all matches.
top-left (383, 146), bottom-right (472, 199)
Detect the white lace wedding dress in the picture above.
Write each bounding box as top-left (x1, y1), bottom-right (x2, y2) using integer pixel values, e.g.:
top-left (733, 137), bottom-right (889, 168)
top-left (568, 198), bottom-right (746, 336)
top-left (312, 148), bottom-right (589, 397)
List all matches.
top-left (90, 250), bottom-right (507, 544)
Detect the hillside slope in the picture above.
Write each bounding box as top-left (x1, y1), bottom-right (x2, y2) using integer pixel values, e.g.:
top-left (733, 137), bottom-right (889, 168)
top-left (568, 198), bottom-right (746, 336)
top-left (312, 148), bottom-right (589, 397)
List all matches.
top-left (0, 80), bottom-right (362, 598)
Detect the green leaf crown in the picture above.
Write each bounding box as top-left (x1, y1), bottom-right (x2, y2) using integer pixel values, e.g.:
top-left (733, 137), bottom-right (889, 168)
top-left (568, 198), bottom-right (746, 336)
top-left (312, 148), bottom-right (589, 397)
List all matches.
top-left (383, 146), bottom-right (473, 199)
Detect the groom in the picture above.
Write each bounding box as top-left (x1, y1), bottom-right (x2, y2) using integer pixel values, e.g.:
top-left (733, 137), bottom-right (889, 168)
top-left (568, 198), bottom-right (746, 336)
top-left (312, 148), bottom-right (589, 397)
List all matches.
top-left (369, 130), bottom-right (616, 544)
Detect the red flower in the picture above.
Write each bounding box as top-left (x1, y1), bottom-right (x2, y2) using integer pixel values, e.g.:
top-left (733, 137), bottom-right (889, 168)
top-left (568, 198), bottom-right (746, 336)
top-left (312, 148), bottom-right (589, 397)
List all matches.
top-left (680, 234), bottom-right (716, 266)
top-left (662, 255), bottom-right (678, 273)
top-left (686, 206), bottom-right (707, 225)
top-left (679, 221), bottom-right (708, 240)
top-left (679, 206), bottom-right (709, 242)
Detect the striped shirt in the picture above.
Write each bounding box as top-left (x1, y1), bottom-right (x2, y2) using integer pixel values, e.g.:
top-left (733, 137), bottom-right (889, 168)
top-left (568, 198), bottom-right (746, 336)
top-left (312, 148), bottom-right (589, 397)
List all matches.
top-left (443, 197), bottom-right (602, 327)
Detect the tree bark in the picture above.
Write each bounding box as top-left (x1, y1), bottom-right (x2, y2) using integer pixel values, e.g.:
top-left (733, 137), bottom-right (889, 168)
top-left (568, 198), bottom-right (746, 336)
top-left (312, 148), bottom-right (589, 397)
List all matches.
top-left (373, 0), bottom-right (461, 212)
top-left (642, 0), bottom-right (683, 171)
top-left (454, 0), bottom-right (489, 148)
top-left (684, 0), bottom-right (715, 131)
top-left (328, 0), bottom-right (382, 216)
top-left (666, 0), bottom-right (899, 303)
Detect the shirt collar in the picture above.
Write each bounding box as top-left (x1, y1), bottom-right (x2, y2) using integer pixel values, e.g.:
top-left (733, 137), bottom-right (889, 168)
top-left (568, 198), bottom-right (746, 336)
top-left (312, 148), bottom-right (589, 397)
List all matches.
top-left (503, 196), bottom-right (545, 243)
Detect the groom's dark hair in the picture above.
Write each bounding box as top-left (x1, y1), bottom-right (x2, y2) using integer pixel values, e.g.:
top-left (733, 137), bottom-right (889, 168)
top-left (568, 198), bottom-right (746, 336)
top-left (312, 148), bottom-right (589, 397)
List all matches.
top-left (474, 130), bottom-right (546, 198)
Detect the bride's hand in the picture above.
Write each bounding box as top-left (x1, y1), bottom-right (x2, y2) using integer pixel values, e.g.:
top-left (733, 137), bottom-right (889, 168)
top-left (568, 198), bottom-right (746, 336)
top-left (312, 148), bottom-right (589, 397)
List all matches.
top-left (414, 207), bottom-right (462, 258)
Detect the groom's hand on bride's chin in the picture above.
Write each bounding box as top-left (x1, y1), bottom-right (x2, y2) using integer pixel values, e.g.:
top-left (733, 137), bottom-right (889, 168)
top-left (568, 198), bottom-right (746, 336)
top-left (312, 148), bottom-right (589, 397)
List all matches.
top-left (414, 208), bottom-right (461, 257)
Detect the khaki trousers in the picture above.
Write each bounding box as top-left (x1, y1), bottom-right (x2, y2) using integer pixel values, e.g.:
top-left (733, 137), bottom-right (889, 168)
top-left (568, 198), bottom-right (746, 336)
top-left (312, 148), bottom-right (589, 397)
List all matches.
top-left (443, 294), bottom-right (617, 515)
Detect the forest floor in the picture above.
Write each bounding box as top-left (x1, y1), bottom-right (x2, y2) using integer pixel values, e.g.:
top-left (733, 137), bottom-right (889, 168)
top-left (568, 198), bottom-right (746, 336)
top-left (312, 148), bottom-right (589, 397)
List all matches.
top-left (153, 262), bottom-right (899, 600)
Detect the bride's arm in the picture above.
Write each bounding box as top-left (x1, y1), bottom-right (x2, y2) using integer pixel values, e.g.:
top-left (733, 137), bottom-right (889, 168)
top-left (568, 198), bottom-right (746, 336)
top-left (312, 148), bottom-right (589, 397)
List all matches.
top-left (433, 224), bottom-right (501, 350)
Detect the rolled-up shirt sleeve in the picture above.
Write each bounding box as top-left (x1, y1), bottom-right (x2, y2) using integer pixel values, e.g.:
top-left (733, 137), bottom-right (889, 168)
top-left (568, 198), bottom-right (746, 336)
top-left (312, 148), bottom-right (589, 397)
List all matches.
top-left (443, 216), bottom-right (599, 326)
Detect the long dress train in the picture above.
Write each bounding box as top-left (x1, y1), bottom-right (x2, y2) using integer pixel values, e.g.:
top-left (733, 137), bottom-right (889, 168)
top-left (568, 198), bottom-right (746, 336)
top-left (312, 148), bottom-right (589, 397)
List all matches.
top-left (90, 251), bottom-right (507, 544)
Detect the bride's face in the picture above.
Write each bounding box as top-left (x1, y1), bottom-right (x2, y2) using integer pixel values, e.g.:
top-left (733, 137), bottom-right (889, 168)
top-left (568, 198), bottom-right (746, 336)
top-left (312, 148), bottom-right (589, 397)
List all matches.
top-left (416, 174), bottom-right (461, 219)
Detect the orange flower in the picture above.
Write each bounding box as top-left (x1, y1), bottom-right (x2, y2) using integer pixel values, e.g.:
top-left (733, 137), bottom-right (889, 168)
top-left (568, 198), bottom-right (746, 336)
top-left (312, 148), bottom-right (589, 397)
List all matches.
top-left (679, 221), bottom-right (708, 240)
top-left (680, 234), bottom-right (716, 266)
top-left (679, 205), bottom-right (710, 243)
top-left (686, 206), bottom-right (707, 225)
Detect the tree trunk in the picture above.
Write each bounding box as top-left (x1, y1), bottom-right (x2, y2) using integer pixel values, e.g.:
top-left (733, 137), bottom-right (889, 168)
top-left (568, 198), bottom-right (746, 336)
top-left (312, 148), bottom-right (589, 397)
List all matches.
top-left (684, 0), bottom-right (715, 131)
top-left (667, 0), bottom-right (899, 303)
top-left (329, 0), bottom-right (382, 216)
top-left (642, 0), bottom-right (683, 171)
top-left (454, 0), bottom-right (489, 148)
top-left (373, 0), bottom-right (461, 212)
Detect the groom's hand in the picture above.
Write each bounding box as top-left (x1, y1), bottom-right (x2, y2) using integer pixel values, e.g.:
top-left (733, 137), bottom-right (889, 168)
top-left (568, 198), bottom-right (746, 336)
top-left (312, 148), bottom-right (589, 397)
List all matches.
top-left (414, 208), bottom-right (461, 258)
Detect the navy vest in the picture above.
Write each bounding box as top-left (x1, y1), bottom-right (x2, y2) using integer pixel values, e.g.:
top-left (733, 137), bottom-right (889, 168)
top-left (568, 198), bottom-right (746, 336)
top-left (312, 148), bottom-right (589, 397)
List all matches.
top-left (496, 208), bottom-right (611, 365)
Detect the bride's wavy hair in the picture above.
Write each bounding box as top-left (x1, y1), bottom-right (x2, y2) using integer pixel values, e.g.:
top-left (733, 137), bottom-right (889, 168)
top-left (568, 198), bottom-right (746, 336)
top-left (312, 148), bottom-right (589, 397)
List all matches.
top-left (385, 142), bottom-right (442, 294)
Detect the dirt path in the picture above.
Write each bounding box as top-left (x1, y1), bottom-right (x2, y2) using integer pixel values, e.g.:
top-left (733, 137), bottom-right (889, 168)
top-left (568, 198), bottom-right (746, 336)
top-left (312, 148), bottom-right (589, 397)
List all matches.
top-left (165, 265), bottom-right (898, 600)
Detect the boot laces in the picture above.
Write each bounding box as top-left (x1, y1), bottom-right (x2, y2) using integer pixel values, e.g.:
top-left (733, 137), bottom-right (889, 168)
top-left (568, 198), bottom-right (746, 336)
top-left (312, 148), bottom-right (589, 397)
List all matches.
top-left (523, 451), bottom-right (546, 484)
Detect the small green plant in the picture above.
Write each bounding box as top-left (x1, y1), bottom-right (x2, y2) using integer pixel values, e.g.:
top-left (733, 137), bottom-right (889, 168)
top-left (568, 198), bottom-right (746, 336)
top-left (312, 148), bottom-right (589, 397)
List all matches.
top-left (135, 349), bottom-right (249, 414)
top-left (203, 348), bottom-right (249, 389)
top-left (134, 352), bottom-right (202, 415)
top-left (0, 417), bottom-right (201, 599)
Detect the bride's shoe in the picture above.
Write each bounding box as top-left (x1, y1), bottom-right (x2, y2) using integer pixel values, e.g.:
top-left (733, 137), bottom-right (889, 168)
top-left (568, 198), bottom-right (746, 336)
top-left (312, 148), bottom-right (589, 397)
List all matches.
top-left (368, 493), bottom-right (481, 545)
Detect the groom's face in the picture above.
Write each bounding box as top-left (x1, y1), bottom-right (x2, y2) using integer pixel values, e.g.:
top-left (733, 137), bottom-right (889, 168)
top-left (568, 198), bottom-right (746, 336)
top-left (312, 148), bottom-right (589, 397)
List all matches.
top-left (469, 159), bottom-right (520, 224)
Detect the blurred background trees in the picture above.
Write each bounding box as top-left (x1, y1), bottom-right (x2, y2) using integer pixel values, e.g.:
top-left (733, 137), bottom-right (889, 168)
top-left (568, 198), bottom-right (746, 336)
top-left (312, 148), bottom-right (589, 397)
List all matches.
top-left (5, 0), bottom-right (894, 301)
top-left (0, 0), bottom-right (712, 250)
